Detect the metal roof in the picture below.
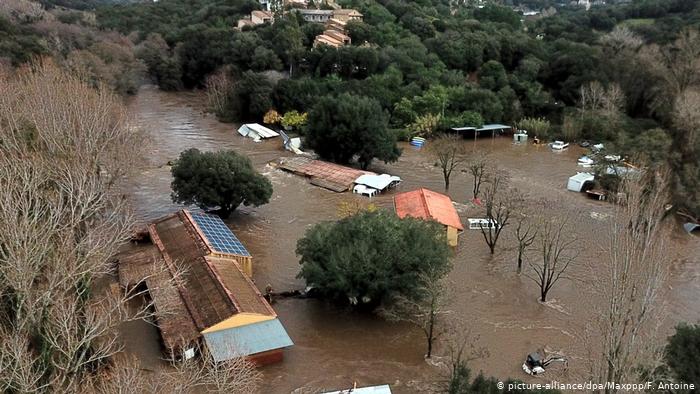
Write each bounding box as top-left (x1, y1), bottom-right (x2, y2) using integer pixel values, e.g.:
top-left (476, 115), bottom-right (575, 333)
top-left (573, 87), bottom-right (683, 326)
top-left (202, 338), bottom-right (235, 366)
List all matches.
top-left (322, 385), bottom-right (392, 394)
top-left (238, 123), bottom-right (279, 139)
top-left (393, 188), bottom-right (464, 231)
top-left (451, 123), bottom-right (512, 132)
top-left (189, 212), bottom-right (251, 257)
top-left (354, 174), bottom-right (401, 191)
top-left (203, 318), bottom-right (293, 362)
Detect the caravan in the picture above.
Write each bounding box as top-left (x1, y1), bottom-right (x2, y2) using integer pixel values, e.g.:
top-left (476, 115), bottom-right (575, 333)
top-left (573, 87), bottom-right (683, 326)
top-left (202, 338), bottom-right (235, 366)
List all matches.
top-left (467, 218), bottom-right (500, 230)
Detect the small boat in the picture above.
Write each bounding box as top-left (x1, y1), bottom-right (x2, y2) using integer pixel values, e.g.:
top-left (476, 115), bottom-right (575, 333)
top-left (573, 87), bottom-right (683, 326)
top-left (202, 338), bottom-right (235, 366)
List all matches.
top-left (577, 156), bottom-right (594, 166)
top-left (410, 136), bottom-right (426, 148)
top-left (550, 140), bottom-right (569, 150)
top-left (579, 140), bottom-right (591, 148)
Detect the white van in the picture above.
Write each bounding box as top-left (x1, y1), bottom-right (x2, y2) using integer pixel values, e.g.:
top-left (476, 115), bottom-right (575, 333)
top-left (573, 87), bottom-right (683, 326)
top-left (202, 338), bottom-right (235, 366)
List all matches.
top-left (467, 218), bottom-right (500, 230)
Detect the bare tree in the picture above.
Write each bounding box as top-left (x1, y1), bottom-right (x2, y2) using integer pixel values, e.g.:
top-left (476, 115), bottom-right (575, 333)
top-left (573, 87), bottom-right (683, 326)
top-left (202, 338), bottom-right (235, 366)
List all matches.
top-left (464, 152), bottom-right (490, 200)
top-left (443, 320), bottom-right (489, 392)
top-left (514, 209), bottom-right (538, 275)
top-left (382, 273), bottom-right (449, 359)
top-left (579, 81), bottom-right (625, 117)
top-left (205, 68), bottom-right (233, 116)
top-left (429, 133), bottom-right (467, 191)
top-left (479, 171), bottom-right (519, 254)
top-left (0, 62), bottom-right (259, 392)
top-left (590, 171), bottom-right (670, 393)
top-left (90, 346), bottom-right (261, 394)
top-left (525, 215), bottom-right (578, 302)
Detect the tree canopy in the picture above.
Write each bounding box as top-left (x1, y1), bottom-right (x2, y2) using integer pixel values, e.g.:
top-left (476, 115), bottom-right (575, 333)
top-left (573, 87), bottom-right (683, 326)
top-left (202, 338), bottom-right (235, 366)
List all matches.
top-left (665, 323), bottom-right (700, 385)
top-left (296, 210), bottom-right (451, 309)
top-left (305, 93), bottom-right (400, 169)
top-left (170, 148), bottom-right (272, 218)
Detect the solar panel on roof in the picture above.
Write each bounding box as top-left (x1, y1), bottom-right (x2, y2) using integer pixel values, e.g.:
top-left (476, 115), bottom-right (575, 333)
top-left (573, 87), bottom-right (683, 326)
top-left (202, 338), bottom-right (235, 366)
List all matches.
top-left (189, 213), bottom-right (251, 257)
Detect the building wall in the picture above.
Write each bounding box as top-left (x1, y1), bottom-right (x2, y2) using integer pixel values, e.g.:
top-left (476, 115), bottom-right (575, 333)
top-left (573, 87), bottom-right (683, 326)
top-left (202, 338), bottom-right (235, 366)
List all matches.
top-left (446, 226), bottom-right (459, 247)
top-left (248, 348), bottom-right (284, 366)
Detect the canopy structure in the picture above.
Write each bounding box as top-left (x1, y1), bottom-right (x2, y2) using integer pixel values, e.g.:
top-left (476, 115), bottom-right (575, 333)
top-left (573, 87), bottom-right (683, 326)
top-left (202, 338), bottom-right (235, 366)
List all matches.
top-left (238, 123), bottom-right (279, 141)
top-left (354, 174), bottom-right (401, 192)
top-left (451, 124), bottom-right (512, 139)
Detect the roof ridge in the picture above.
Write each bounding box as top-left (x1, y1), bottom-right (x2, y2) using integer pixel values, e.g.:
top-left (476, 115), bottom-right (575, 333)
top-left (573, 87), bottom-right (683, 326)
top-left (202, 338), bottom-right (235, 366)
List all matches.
top-left (419, 188), bottom-right (434, 220)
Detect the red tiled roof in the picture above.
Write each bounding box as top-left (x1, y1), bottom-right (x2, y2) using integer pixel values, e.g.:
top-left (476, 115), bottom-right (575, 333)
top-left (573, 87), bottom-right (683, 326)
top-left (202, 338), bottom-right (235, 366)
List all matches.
top-left (393, 188), bottom-right (463, 230)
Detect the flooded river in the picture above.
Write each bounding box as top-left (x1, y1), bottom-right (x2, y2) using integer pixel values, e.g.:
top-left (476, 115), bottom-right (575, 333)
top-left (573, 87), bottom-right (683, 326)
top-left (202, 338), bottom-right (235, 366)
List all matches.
top-left (123, 86), bottom-right (700, 393)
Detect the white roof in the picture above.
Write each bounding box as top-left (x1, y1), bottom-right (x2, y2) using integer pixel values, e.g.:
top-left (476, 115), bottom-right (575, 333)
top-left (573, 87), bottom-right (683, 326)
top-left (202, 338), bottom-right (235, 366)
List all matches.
top-left (238, 123), bottom-right (279, 139)
top-left (354, 174), bottom-right (401, 190)
top-left (569, 172), bottom-right (594, 182)
top-left (322, 385), bottom-right (392, 394)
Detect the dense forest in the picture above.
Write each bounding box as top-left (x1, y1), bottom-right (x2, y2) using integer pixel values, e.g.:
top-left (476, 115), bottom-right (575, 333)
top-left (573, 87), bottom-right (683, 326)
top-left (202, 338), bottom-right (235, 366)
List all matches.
top-left (1, 0), bottom-right (698, 219)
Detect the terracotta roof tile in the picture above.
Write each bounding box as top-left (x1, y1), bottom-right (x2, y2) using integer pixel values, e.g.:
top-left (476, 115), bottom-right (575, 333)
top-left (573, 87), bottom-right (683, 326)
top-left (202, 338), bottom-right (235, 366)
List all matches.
top-left (393, 188), bottom-right (463, 230)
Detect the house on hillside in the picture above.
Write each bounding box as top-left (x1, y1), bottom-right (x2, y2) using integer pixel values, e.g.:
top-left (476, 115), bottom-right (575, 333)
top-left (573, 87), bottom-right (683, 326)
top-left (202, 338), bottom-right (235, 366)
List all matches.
top-left (237, 10), bottom-right (274, 29)
top-left (331, 8), bottom-right (363, 22)
top-left (117, 210), bottom-right (293, 365)
top-left (298, 8), bottom-right (362, 23)
top-left (393, 188), bottom-right (464, 246)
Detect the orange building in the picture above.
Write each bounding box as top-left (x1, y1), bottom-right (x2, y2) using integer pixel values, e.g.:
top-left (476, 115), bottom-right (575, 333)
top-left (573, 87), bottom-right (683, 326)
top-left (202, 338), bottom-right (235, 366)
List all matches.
top-left (393, 188), bottom-right (464, 246)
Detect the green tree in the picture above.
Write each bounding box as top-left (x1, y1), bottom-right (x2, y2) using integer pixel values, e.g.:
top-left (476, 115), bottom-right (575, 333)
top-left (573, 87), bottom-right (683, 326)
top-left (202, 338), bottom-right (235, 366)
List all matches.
top-left (306, 93), bottom-right (400, 169)
top-left (665, 323), bottom-right (700, 386)
top-left (517, 117), bottom-right (551, 140)
top-left (227, 71), bottom-right (274, 122)
top-left (170, 149), bottom-right (272, 218)
top-left (478, 60), bottom-right (508, 91)
top-left (296, 210), bottom-right (451, 309)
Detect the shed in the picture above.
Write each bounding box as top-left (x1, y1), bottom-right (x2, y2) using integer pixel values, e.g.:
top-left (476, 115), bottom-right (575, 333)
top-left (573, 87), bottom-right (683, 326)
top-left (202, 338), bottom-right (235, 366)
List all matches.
top-left (117, 210), bottom-right (293, 365)
top-left (237, 123), bottom-right (279, 141)
top-left (567, 172), bottom-right (594, 192)
top-left (393, 188), bottom-right (464, 246)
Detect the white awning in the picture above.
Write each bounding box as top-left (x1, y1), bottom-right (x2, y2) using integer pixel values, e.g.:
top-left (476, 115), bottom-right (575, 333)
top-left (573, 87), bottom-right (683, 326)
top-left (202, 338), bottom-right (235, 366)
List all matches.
top-left (354, 174), bottom-right (401, 190)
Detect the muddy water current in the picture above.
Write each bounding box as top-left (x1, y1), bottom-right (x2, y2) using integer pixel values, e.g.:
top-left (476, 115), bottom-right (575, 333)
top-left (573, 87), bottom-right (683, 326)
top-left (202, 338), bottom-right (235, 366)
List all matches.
top-left (123, 86), bottom-right (700, 393)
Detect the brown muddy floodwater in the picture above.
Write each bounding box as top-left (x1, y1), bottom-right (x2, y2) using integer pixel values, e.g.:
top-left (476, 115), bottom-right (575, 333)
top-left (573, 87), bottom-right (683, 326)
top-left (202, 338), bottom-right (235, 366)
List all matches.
top-left (123, 86), bottom-right (700, 393)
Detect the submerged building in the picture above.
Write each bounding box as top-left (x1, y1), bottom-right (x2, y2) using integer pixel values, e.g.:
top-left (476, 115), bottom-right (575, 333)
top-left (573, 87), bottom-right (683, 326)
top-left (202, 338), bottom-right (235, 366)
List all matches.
top-left (118, 210), bottom-right (293, 365)
top-left (393, 188), bottom-right (464, 247)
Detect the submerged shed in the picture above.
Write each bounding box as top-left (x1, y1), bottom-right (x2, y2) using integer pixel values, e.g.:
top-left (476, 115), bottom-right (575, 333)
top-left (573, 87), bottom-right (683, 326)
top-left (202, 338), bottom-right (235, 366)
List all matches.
top-left (238, 123), bottom-right (280, 141)
top-left (117, 210), bottom-right (292, 365)
top-left (393, 188), bottom-right (464, 246)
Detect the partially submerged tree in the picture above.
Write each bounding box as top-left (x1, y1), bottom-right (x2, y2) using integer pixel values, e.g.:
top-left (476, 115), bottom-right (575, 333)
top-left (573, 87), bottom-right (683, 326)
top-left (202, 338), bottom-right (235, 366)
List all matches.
top-left (517, 117), bottom-right (551, 140)
top-left (296, 210), bottom-right (451, 308)
top-left (525, 215), bottom-right (578, 302)
top-left (665, 323), bottom-right (700, 386)
top-left (411, 113), bottom-right (442, 139)
top-left (305, 93), bottom-right (401, 170)
top-left (479, 171), bottom-right (519, 254)
top-left (170, 148), bottom-right (273, 218)
top-left (382, 273), bottom-right (449, 358)
top-left (429, 133), bottom-right (467, 191)
top-left (514, 208), bottom-right (538, 274)
top-left (465, 152), bottom-right (490, 200)
top-left (591, 171), bottom-right (671, 391)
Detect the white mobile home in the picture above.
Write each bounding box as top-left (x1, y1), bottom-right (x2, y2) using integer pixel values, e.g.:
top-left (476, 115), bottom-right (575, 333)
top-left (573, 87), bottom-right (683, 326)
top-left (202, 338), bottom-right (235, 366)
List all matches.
top-left (567, 172), bottom-right (595, 192)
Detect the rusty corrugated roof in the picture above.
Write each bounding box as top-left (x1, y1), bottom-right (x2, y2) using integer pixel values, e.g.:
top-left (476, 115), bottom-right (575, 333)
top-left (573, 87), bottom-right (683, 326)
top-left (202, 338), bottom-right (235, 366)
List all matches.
top-left (119, 210), bottom-right (277, 351)
top-left (393, 188), bottom-right (464, 231)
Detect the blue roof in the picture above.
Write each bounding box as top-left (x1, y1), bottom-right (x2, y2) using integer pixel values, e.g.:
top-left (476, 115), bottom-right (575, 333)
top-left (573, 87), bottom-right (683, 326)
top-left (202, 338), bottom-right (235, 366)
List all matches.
top-left (203, 318), bottom-right (293, 362)
top-left (189, 212), bottom-right (251, 257)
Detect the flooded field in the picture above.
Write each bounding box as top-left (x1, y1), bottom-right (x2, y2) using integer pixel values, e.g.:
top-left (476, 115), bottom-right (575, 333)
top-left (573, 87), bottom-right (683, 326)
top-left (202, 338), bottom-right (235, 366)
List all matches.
top-left (123, 86), bottom-right (700, 393)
